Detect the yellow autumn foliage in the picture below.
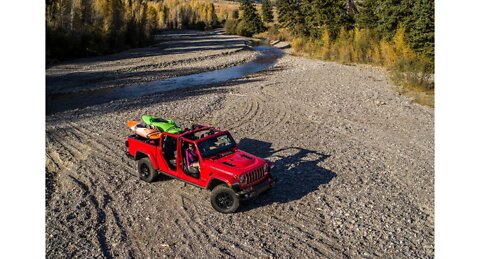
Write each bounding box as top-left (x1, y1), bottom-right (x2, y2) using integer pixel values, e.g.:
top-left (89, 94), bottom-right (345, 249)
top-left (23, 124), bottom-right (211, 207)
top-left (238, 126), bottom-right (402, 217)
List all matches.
top-left (318, 30), bottom-right (331, 60)
top-left (280, 25), bottom-right (433, 93)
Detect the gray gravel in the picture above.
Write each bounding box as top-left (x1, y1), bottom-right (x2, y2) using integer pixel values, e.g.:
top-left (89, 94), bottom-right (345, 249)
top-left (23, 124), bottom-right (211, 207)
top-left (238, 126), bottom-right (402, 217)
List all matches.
top-left (46, 30), bottom-right (434, 258)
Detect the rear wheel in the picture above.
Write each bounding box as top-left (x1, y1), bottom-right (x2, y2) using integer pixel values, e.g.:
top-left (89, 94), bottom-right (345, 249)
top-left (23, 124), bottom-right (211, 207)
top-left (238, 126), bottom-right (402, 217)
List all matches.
top-left (138, 157), bottom-right (158, 183)
top-left (211, 184), bottom-right (240, 213)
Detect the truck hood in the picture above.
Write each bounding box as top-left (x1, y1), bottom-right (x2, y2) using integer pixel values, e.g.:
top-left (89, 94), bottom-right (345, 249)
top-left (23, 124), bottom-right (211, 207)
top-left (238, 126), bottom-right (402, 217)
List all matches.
top-left (203, 150), bottom-right (264, 175)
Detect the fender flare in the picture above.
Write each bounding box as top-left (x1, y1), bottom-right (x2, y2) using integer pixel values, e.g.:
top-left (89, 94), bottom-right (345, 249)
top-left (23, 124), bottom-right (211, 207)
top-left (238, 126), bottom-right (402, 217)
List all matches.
top-left (135, 151), bottom-right (159, 170)
top-left (207, 173), bottom-right (238, 191)
top-left (207, 177), bottom-right (229, 190)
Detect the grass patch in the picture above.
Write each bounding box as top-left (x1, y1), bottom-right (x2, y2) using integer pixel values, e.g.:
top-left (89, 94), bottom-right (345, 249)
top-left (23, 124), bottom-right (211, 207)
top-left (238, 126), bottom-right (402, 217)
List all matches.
top-left (395, 83), bottom-right (435, 107)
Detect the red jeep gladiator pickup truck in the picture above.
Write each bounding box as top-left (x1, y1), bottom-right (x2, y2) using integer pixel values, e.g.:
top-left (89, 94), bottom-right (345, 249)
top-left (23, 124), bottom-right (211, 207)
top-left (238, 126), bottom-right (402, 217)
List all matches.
top-left (125, 124), bottom-right (275, 213)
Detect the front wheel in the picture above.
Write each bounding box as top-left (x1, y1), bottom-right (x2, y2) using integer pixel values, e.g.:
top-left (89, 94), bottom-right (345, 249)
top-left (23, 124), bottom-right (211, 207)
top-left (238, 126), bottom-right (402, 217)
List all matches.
top-left (211, 184), bottom-right (240, 213)
top-left (137, 157), bottom-right (158, 183)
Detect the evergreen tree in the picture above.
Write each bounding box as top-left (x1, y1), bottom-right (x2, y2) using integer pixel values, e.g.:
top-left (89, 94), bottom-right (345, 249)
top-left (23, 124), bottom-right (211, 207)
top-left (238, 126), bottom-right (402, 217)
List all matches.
top-left (261, 0), bottom-right (274, 23)
top-left (375, 0), bottom-right (414, 40)
top-left (232, 9), bottom-right (239, 19)
top-left (356, 0), bottom-right (379, 30)
top-left (277, 0), bottom-right (305, 35)
top-left (239, 0), bottom-right (265, 36)
top-left (409, 0), bottom-right (434, 61)
top-left (300, 0), bottom-right (315, 35)
top-left (301, 0), bottom-right (354, 39)
top-left (345, 0), bottom-right (358, 15)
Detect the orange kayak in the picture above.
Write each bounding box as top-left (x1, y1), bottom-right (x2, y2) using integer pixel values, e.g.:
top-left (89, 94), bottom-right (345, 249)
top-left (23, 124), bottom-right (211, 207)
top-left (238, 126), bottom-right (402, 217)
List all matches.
top-left (127, 120), bottom-right (161, 139)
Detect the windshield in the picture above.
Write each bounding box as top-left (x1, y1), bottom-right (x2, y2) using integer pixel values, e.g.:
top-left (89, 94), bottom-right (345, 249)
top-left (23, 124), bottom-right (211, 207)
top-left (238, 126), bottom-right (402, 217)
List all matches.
top-left (197, 133), bottom-right (236, 158)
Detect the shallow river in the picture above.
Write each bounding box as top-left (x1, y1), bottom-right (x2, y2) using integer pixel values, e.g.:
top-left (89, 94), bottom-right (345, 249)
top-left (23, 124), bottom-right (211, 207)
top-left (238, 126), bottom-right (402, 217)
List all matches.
top-left (46, 46), bottom-right (284, 115)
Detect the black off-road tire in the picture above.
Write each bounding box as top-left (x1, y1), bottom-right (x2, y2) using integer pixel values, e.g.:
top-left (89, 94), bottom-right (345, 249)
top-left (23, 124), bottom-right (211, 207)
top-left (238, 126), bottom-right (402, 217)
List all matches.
top-left (211, 184), bottom-right (240, 213)
top-left (138, 157), bottom-right (158, 183)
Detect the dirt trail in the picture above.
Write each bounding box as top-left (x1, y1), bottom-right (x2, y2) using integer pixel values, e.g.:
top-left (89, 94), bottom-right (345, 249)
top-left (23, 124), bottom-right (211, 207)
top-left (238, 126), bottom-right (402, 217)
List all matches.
top-left (46, 31), bottom-right (434, 258)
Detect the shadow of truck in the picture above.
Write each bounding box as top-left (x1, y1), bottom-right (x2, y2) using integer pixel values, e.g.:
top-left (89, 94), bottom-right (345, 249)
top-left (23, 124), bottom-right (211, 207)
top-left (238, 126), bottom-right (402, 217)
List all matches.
top-left (237, 138), bottom-right (336, 211)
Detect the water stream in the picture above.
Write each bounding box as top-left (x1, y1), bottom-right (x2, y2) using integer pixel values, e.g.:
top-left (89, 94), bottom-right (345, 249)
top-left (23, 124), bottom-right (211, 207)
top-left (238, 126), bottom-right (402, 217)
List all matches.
top-left (46, 45), bottom-right (284, 114)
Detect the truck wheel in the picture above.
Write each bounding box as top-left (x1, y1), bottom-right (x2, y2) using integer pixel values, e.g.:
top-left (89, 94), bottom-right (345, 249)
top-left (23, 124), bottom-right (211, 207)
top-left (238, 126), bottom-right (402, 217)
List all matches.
top-left (211, 184), bottom-right (240, 213)
top-left (138, 158), bottom-right (158, 183)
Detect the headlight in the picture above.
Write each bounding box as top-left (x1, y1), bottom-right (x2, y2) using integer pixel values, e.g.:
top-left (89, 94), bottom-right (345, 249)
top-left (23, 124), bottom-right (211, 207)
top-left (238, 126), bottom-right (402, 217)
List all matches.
top-left (240, 174), bottom-right (246, 183)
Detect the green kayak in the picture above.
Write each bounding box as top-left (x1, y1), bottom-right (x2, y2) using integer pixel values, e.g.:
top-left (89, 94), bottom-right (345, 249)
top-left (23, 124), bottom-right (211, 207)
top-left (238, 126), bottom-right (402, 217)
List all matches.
top-left (141, 115), bottom-right (182, 134)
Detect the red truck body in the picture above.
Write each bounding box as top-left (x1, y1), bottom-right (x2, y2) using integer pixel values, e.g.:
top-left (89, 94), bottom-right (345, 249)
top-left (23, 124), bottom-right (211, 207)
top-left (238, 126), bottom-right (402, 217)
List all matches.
top-left (125, 124), bottom-right (274, 212)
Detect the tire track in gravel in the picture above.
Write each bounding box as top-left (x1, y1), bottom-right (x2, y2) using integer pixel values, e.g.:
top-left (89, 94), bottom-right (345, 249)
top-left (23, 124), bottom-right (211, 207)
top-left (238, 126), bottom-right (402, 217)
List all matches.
top-left (251, 218), bottom-right (330, 257)
top-left (178, 194), bottom-right (266, 258)
top-left (47, 123), bottom-right (135, 258)
top-left (66, 122), bottom-right (122, 152)
top-left (171, 215), bottom-right (198, 256)
top-left (46, 128), bottom-right (92, 173)
top-left (110, 208), bottom-right (136, 258)
top-left (68, 175), bottom-right (113, 259)
top-left (141, 186), bottom-right (198, 256)
top-left (157, 182), bottom-right (267, 257)
top-left (189, 197), bottom-right (337, 257)
top-left (236, 95), bottom-right (267, 134)
top-left (250, 92), bottom-right (296, 138)
top-left (63, 122), bottom-right (137, 174)
top-left (46, 133), bottom-right (118, 178)
top-left (208, 225), bottom-right (268, 258)
top-left (234, 94), bottom-right (275, 135)
top-left (246, 212), bottom-right (343, 258)
top-left (221, 89), bottom-right (311, 140)
top-left (267, 213), bottom-right (345, 256)
top-left (174, 195), bottom-right (221, 257)
top-left (174, 192), bottom-right (232, 257)
top-left (46, 133), bottom-right (75, 169)
top-left (221, 94), bottom-right (259, 131)
top-left (218, 92), bottom-right (285, 139)
top-left (45, 149), bottom-right (63, 173)
top-left (68, 168), bottom-right (138, 258)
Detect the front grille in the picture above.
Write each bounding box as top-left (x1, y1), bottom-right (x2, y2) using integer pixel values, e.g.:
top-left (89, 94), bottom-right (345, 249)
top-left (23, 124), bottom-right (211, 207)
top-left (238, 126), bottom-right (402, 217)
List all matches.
top-left (246, 167), bottom-right (265, 184)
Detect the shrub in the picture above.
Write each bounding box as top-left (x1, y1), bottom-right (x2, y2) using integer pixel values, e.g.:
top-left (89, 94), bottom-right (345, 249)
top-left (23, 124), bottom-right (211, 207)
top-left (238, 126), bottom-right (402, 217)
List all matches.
top-left (291, 37), bottom-right (306, 52)
top-left (257, 24), bottom-right (293, 41)
top-left (319, 29), bottom-right (331, 60)
top-left (371, 43), bottom-right (382, 65)
top-left (235, 19), bottom-right (249, 36)
top-left (379, 39), bottom-right (396, 67)
top-left (224, 18), bottom-right (238, 34)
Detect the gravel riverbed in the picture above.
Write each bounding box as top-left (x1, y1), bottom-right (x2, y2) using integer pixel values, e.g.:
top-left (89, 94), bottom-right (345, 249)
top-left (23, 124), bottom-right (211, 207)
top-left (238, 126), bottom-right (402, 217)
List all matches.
top-left (46, 30), bottom-right (434, 258)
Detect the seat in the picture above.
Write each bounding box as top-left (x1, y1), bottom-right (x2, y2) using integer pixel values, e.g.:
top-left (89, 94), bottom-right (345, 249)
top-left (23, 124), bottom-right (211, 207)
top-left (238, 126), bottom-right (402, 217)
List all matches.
top-left (169, 159), bottom-right (176, 167)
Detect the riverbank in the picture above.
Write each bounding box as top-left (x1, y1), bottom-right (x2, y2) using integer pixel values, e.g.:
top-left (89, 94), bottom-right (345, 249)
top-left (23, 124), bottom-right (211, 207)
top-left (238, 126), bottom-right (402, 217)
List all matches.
top-left (255, 28), bottom-right (434, 107)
